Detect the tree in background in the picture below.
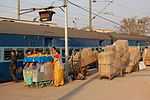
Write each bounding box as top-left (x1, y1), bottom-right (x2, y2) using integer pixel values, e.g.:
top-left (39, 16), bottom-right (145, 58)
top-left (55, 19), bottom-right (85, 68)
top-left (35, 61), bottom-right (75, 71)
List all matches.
top-left (119, 17), bottom-right (150, 35)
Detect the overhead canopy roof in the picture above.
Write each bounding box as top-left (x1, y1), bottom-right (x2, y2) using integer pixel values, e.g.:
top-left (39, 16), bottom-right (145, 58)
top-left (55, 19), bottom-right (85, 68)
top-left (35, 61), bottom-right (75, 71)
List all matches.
top-left (0, 21), bottom-right (110, 39)
top-left (0, 21), bottom-right (150, 41)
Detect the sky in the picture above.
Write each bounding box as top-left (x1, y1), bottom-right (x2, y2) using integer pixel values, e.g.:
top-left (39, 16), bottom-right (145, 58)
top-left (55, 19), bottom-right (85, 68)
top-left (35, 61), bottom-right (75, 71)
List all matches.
top-left (0, 0), bottom-right (150, 30)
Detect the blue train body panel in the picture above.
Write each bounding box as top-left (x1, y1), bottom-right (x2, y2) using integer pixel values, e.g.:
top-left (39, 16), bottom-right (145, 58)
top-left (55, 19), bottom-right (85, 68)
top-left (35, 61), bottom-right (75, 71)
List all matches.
top-left (0, 61), bottom-right (23, 82)
top-left (0, 34), bottom-right (44, 47)
top-left (0, 33), bottom-right (104, 82)
top-left (0, 62), bottom-right (11, 81)
top-left (0, 33), bottom-right (147, 82)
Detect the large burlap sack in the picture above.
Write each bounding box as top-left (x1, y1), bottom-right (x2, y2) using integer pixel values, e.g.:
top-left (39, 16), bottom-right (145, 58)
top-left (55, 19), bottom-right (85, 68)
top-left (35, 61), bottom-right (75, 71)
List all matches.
top-left (98, 46), bottom-right (121, 79)
top-left (143, 48), bottom-right (150, 57)
top-left (104, 45), bottom-right (115, 53)
top-left (99, 64), bottom-right (112, 78)
top-left (98, 52), bottom-right (114, 65)
top-left (68, 49), bottom-right (97, 80)
top-left (121, 52), bottom-right (130, 66)
top-left (112, 40), bottom-right (129, 75)
top-left (99, 63), bottom-right (121, 79)
top-left (81, 48), bottom-right (97, 67)
top-left (129, 47), bottom-right (141, 64)
top-left (126, 47), bottom-right (141, 73)
top-left (112, 57), bottom-right (124, 75)
top-left (143, 48), bottom-right (150, 66)
top-left (114, 40), bottom-right (128, 57)
top-left (99, 45), bottom-right (116, 65)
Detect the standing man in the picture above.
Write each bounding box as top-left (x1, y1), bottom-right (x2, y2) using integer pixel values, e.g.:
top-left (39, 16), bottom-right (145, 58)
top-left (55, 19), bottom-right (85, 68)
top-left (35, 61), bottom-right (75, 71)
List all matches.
top-left (9, 50), bottom-right (18, 82)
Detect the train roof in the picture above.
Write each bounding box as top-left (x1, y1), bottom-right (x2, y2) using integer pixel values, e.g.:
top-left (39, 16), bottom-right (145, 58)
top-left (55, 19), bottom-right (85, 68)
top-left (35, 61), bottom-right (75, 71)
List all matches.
top-left (0, 20), bottom-right (150, 41)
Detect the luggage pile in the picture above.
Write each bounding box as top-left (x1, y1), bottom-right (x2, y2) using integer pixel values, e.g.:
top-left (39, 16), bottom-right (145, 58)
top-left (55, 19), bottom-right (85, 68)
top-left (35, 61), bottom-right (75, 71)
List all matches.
top-left (80, 48), bottom-right (98, 67)
top-left (98, 40), bottom-right (130, 79)
top-left (69, 48), bottom-right (98, 80)
top-left (98, 46), bottom-right (116, 80)
top-left (143, 48), bottom-right (150, 66)
top-left (80, 48), bottom-right (98, 79)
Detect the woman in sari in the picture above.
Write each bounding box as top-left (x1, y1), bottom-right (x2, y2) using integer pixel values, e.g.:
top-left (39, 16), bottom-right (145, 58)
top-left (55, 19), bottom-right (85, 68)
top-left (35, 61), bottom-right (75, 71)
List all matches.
top-left (51, 47), bottom-right (64, 87)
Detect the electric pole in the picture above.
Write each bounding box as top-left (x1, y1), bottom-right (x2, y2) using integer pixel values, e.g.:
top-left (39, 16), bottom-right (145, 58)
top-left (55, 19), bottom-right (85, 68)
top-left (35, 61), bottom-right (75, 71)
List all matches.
top-left (64, 0), bottom-right (68, 69)
top-left (89, 0), bottom-right (92, 31)
top-left (17, 0), bottom-right (20, 20)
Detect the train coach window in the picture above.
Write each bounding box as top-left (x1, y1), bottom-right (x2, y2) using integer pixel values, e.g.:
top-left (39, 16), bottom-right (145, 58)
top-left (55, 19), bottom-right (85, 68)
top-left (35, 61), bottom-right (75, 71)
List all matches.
top-left (44, 48), bottom-right (50, 54)
top-left (35, 48), bottom-right (43, 53)
top-left (4, 48), bottom-right (24, 60)
top-left (4, 48), bottom-right (12, 60)
top-left (62, 49), bottom-right (65, 57)
top-left (0, 49), bottom-right (3, 61)
top-left (56, 48), bottom-right (60, 54)
top-left (16, 48), bottom-right (24, 59)
top-left (69, 48), bottom-right (73, 56)
top-left (61, 49), bottom-right (65, 63)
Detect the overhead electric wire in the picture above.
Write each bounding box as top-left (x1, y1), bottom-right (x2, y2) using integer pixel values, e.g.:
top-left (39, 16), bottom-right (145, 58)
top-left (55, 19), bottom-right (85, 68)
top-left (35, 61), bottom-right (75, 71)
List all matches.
top-left (0, 0), bottom-right (120, 26)
top-left (0, 1), bottom-right (65, 22)
top-left (68, 0), bottom-right (121, 26)
top-left (92, 1), bottom-right (112, 20)
top-left (0, 4), bottom-right (36, 19)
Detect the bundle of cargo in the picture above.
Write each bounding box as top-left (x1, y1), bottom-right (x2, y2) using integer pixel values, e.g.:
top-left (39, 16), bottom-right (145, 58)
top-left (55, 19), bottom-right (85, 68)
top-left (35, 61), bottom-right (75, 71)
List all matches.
top-left (68, 48), bottom-right (98, 80)
top-left (98, 40), bottom-right (129, 79)
top-left (104, 45), bottom-right (115, 53)
top-left (143, 48), bottom-right (150, 66)
top-left (69, 48), bottom-right (97, 67)
top-left (114, 40), bottom-right (128, 53)
top-left (113, 40), bottom-right (129, 75)
top-left (98, 50), bottom-right (117, 79)
top-left (126, 47), bottom-right (141, 73)
top-left (80, 48), bottom-right (98, 79)
top-left (80, 48), bottom-right (98, 67)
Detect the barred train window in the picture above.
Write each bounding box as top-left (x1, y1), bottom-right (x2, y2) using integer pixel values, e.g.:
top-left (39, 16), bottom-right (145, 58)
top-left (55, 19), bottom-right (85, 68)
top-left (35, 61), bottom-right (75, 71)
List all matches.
top-left (35, 48), bottom-right (43, 52)
top-left (4, 48), bottom-right (12, 60)
top-left (17, 48), bottom-right (24, 59)
top-left (45, 48), bottom-right (50, 54)
top-left (0, 49), bottom-right (2, 61)
top-left (4, 48), bottom-right (24, 60)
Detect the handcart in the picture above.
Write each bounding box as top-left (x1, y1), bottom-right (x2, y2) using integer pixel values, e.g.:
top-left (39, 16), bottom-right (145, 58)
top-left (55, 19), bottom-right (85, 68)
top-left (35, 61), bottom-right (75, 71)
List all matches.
top-left (23, 56), bottom-right (54, 88)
